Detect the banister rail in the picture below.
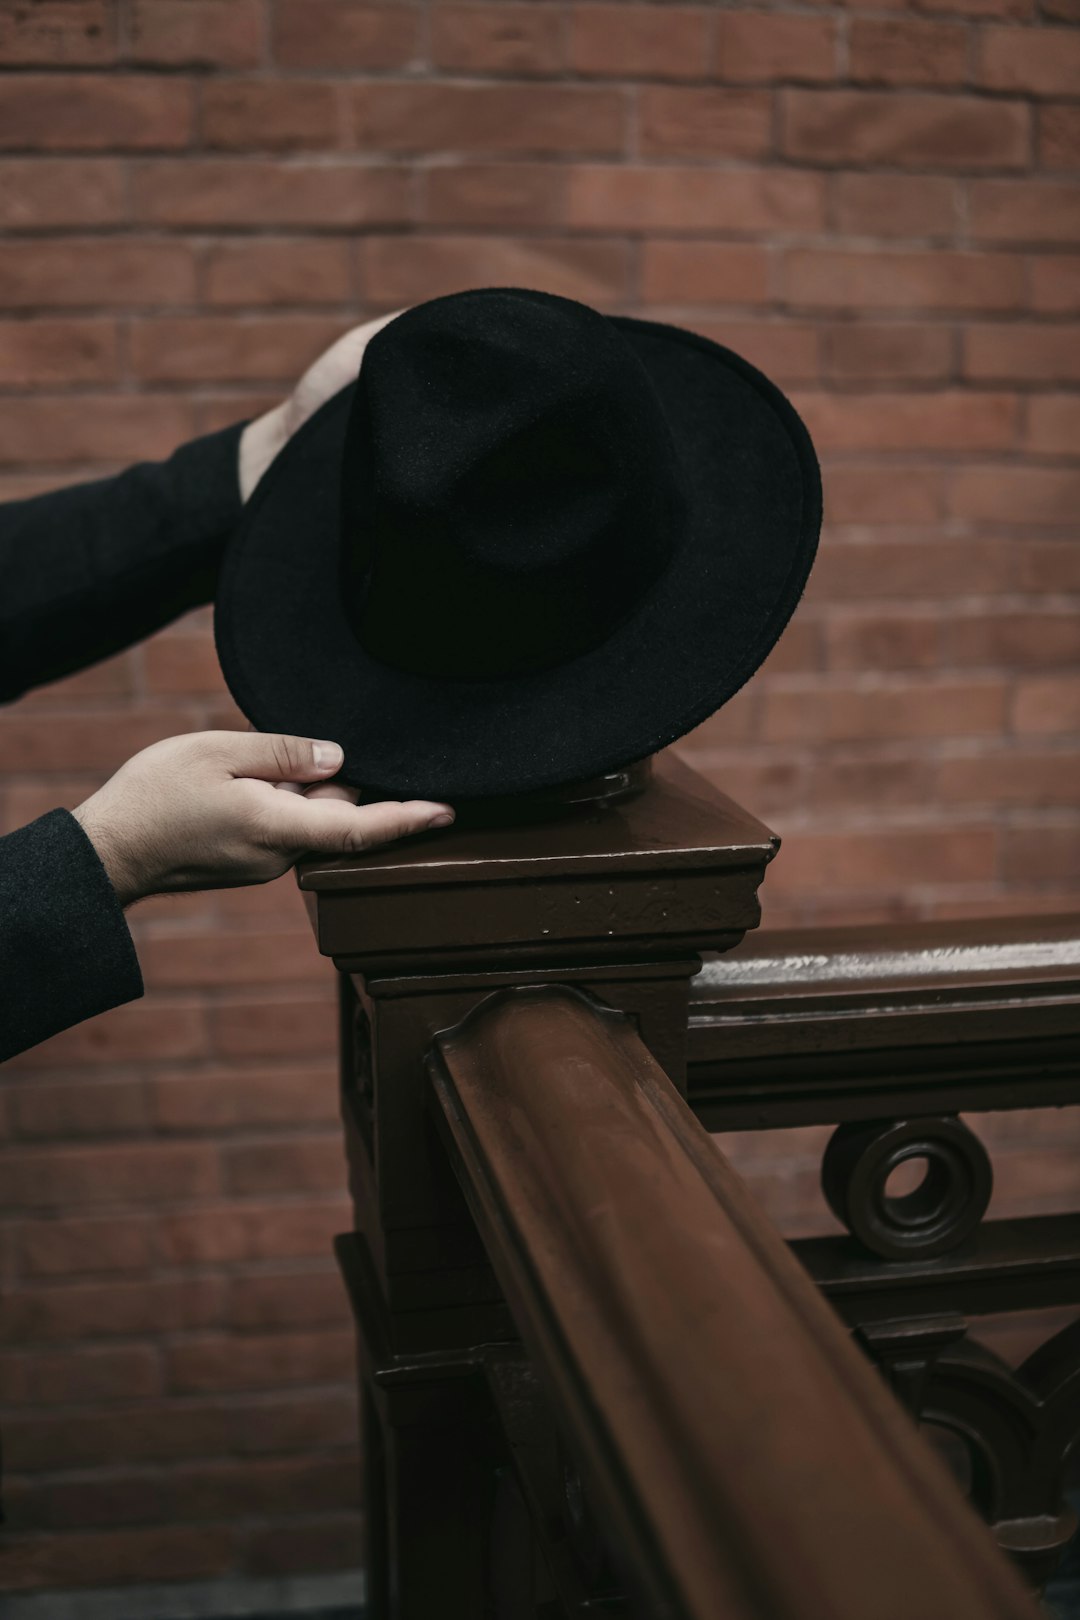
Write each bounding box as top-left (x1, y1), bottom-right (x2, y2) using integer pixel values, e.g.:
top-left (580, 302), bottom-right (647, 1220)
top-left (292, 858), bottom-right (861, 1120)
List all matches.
top-left (299, 761), bottom-right (1077, 1612)
top-left (688, 913), bottom-right (1080, 1129)
top-left (684, 913), bottom-right (1080, 1584)
top-left (430, 983), bottom-right (1039, 1620)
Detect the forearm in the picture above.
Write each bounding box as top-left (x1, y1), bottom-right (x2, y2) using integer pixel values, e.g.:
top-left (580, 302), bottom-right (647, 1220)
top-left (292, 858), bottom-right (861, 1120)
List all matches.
top-left (0, 809), bottom-right (142, 1064)
top-left (0, 422), bottom-right (245, 702)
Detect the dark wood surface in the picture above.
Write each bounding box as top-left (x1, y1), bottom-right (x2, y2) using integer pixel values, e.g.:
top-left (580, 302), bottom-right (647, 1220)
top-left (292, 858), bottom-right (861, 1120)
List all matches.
top-left (689, 912), bottom-right (1080, 1128)
top-left (298, 752), bottom-right (777, 973)
top-left (690, 911), bottom-right (1080, 1585)
top-left (301, 755), bottom-right (1075, 1613)
top-left (431, 983), bottom-right (1039, 1620)
top-left (305, 754), bottom-right (784, 1616)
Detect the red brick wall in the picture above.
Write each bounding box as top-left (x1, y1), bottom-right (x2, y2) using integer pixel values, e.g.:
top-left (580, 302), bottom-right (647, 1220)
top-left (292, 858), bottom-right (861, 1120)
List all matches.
top-left (1, 0), bottom-right (1077, 1595)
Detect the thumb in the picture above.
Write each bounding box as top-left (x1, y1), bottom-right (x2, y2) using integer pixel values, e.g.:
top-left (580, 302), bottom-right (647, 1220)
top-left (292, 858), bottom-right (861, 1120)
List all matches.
top-left (218, 731), bottom-right (344, 784)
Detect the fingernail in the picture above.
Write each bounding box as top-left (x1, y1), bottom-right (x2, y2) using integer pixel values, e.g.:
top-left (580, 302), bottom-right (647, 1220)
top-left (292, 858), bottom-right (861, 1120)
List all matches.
top-left (427, 812), bottom-right (455, 829)
top-left (312, 741), bottom-right (343, 772)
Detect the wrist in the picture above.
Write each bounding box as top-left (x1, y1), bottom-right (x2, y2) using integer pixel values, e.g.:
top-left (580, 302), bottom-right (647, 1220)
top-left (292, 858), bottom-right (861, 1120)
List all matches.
top-left (238, 403), bottom-right (288, 502)
top-left (72, 801), bottom-right (145, 908)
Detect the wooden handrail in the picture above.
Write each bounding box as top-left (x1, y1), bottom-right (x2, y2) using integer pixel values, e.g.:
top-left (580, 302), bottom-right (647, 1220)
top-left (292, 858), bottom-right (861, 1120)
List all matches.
top-left (688, 913), bottom-right (1080, 1130)
top-left (431, 984), bottom-right (1039, 1620)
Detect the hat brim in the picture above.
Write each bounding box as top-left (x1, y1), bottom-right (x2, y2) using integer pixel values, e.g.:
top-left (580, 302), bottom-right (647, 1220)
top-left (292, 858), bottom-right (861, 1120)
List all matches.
top-left (214, 317), bottom-right (821, 800)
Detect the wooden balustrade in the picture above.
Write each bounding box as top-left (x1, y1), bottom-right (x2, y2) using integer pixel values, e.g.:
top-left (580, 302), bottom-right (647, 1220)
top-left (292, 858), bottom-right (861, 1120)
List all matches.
top-left (298, 757), bottom-right (1078, 1616)
top-left (686, 913), bottom-right (1080, 1584)
top-left (431, 983), bottom-right (1038, 1620)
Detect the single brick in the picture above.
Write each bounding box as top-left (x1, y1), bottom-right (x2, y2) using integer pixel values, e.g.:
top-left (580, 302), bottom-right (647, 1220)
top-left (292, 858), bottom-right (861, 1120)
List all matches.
top-left (771, 825), bottom-right (999, 895)
top-left (17, 1215), bottom-right (153, 1277)
top-left (0, 160), bottom-right (125, 229)
top-left (3, 1526), bottom-right (237, 1590)
top-left (423, 163), bottom-right (566, 228)
top-left (434, 3), bottom-right (563, 75)
top-left (963, 323), bottom-right (1080, 382)
top-left (132, 159), bottom-right (413, 228)
top-left (640, 241), bottom-right (770, 305)
top-left (0, 76), bottom-right (194, 151)
top-left (164, 1454), bottom-right (358, 1521)
top-left (829, 172), bottom-right (957, 238)
top-left (807, 756), bottom-right (938, 810)
top-left (979, 25), bottom-right (1080, 95)
top-left (713, 13), bottom-right (836, 83)
top-left (783, 248), bottom-right (1022, 311)
top-left (246, 1516), bottom-right (359, 1577)
top-left (227, 1271), bottom-right (346, 1332)
top-left (1, 1345), bottom-right (160, 1405)
top-left (947, 610), bottom-right (1080, 667)
top-left (223, 1137), bottom-right (346, 1196)
top-left (940, 748), bottom-right (1080, 806)
top-left (157, 1199), bottom-right (345, 1264)
top-left (809, 469), bottom-right (945, 524)
top-left (0, 240), bottom-right (196, 309)
top-left (151, 1061), bottom-right (337, 1127)
top-left (1026, 393), bottom-right (1080, 451)
top-left (824, 612), bottom-right (941, 671)
top-left (202, 82), bottom-right (344, 152)
top-left (969, 179), bottom-right (1080, 244)
top-left (165, 1330), bottom-right (354, 1394)
top-left (639, 86), bottom-right (772, 159)
top-left (571, 5), bottom-right (709, 80)
top-left (782, 89), bottom-right (1029, 169)
top-left (1003, 826), bottom-right (1080, 883)
top-left (210, 990), bottom-right (337, 1059)
top-left (0, 317), bottom-right (118, 385)
top-left (849, 19), bottom-right (970, 87)
top-left (0, 1141), bottom-right (217, 1207)
top-left (129, 0), bottom-right (261, 67)
top-left (349, 83), bottom-right (624, 156)
top-left (811, 535), bottom-right (1012, 593)
top-left (203, 239), bottom-right (353, 307)
top-left (1038, 105), bottom-right (1080, 172)
top-left (0, 1), bottom-right (114, 66)
top-left (273, 0), bottom-right (419, 69)
top-left (565, 165), bottom-right (825, 233)
top-left (950, 464), bottom-right (1080, 523)
top-left (795, 390), bottom-right (1017, 452)
top-left (10, 1076), bottom-right (148, 1139)
top-left (824, 324), bottom-right (954, 383)
top-left (1012, 676), bottom-right (1080, 735)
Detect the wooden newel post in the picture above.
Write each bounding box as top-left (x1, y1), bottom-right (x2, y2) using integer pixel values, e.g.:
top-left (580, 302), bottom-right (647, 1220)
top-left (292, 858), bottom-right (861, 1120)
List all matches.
top-left (297, 753), bottom-right (778, 1619)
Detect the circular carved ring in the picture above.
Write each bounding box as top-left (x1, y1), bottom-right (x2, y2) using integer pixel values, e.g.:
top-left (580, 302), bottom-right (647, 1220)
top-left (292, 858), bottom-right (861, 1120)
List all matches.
top-left (821, 1116), bottom-right (992, 1261)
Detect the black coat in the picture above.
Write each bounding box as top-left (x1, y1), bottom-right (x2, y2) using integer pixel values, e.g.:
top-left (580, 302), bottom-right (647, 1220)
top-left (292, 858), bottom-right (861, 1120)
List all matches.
top-left (0, 424), bottom-right (244, 1063)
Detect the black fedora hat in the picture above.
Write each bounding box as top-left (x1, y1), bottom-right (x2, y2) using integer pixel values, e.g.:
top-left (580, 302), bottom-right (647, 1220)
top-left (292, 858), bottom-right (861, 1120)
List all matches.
top-left (215, 287), bottom-right (821, 800)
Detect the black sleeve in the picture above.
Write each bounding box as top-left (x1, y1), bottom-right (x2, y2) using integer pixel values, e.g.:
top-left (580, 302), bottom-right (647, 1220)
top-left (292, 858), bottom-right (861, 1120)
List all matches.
top-left (0, 421), bottom-right (245, 702)
top-left (0, 809), bottom-right (143, 1064)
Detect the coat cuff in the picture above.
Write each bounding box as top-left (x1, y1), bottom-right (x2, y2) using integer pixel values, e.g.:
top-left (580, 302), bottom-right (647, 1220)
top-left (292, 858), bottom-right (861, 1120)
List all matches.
top-left (0, 809), bottom-right (143, 1064)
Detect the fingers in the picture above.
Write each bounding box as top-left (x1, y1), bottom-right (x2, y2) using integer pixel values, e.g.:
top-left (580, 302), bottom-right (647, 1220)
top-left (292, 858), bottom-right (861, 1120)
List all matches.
top-left (302, 781), bottom-right (360, 804)
top-left (217, 731), bottom-right (345, 785)
top-left (269, 795), bottom-right (455, 857)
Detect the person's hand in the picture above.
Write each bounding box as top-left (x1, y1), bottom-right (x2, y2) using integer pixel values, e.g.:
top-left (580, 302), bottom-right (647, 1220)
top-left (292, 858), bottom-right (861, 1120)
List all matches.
top-left (72, 731), bottom-right (452, 907)
top-left (238, 311), bottom-right (405, 502)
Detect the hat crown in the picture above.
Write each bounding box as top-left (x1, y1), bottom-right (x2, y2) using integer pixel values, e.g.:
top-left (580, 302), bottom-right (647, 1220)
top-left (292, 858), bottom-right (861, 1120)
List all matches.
top-left (340, 288), bottom-right (689, 680)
